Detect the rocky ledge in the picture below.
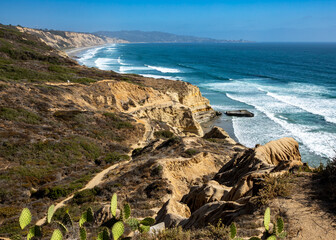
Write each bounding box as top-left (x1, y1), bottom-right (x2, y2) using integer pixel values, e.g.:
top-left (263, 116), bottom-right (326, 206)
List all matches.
top-left (226, 110), bottom-right (254, 117)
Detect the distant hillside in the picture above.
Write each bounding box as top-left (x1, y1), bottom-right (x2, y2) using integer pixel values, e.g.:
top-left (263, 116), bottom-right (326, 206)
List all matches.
top-left (16, 27), bottom-right (128, 49)
top-left (94, 30), bottom-right (249, 43)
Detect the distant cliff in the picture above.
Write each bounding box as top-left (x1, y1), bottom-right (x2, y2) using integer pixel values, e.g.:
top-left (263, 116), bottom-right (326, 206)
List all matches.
top-left (94, 30), bottom-right (251, 43)
top-left (16, 27), bottom-right (128, 49)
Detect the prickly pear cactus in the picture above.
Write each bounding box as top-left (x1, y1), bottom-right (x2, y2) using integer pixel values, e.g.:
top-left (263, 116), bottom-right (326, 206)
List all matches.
top-left (126, 218), bottom-right (139, 231)
top-left (47, 204), bottom-right (55, 223)
top-left (19, 208), bottom-right (32, 230)
top-left (230, 222), bottom-right (237, 239)
top-left (140, 217), bottom-right (155, 226)
top-left (97, 227), bottom-right (110, 240)
top-left (62, 212), bottom-right (73, 227)
top-left (80, 227), bottom-right (87, 240)
top-left (139, 224), bottom-right (150, 233)
top-left (276, 217), bottom-right (284, 234)
top-left (56, 221), bottom-right (68, 233)
top-left (79, 212), bottom-right (87, 227)
top-left (27, 225), bottom-right (42, 240)
top-left (123, 203), bottom-right (131, 220)
top-left (264, 207), bottom-right (271, 231)
top-left (266, 235), bottom-right (277, 240)
top-left (51, 229), bottom-right (63, 240)
top-left (111, 193), bottom-right (117, 217)
top-left (112, 221), bottom-right (124, 240)
top-left (87, 207), bottom-right (94, 222)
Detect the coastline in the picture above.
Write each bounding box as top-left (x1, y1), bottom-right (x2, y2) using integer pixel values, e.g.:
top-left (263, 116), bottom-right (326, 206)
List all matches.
top-left (65, 44), bottom-right (239, 141)
top-left (64, 43), bottom-right (113, 58)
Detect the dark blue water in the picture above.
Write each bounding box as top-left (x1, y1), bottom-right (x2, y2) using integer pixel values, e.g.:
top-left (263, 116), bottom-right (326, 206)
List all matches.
top-left (77, 43), bottom-right (336, 166)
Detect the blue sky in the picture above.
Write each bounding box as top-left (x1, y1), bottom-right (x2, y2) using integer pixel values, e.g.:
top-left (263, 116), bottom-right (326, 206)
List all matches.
top-left (0, 0), bottom-right (335, 41)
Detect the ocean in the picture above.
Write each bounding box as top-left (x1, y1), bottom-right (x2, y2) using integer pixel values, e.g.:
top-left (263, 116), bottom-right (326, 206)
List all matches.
top-left (76, 43), bottom-right (336, 166)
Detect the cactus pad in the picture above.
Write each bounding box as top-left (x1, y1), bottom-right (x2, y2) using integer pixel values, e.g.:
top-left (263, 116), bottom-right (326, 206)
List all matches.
top-left (80, 227), bottom-right (87, 240)
top-left (47, 205), bottom-right (55, 223)
top-left (112, 221), bottom-right (124, 240)
top-left (264, 207), bottom-right (271, 231)
top-left (51, 229), bottom-right (63, 240)
top-left (19, 208), bottom-right (32, 230)
top-left (111, 193), bottom-right (117, 217)
top-left (123, 203), bottom-right (131, 220)
top-left (27, 226), bottom-right (42, 240)
top-left (140, 217), bottom-right (155, 226)
top-left (230, 222), bottom-right (237, 239)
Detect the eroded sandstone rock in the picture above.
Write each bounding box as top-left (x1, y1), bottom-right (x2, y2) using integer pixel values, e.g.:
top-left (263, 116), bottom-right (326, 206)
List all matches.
top-left (155, 199), bottom-right (190, 228)
top-left (156, 137), bottom-right (303, 229)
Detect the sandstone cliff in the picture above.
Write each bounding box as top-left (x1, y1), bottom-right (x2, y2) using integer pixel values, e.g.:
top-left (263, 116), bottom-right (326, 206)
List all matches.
top-left (155, 136), bottom-right (303, 235)
top-left (16, 27), bottom-right (128, 49)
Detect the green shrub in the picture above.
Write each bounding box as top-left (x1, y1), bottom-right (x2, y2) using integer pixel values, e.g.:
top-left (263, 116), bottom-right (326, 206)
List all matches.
top-left (256, 174), bottom-right (292, 205)
top-left (103, 112), bottom-right (134, 129)
top-left (73, 187), bottom-right (101, 204)
top-left (184, 148), bottom-right (199, 157)
top-left (0, 206), bottom-right (19, 218)
top-left (104, 152), bottom-right (130, 164)
top-left (150, 165), bottom-right (163, 177)
top-left (46, 186), bottom-right (69, 200)
top-left (154, 130), bottom-right (174, 139)
top-left (0, 107), bottom-right (41, 124)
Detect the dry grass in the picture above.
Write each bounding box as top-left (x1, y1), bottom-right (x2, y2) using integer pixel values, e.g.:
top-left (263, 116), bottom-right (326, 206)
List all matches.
top-left (136, 221), bottom-right (229, 240)
top-left (254, 174), bottom-right (293, 205)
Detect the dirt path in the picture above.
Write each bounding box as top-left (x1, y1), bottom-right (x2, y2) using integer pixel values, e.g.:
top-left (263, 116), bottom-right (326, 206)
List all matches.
top-left (270, 173), bottom-right (336, 239)
top-left (36, 117), bottom-right (152, 226)
top-left (36, 162), bottom-right (124, 226)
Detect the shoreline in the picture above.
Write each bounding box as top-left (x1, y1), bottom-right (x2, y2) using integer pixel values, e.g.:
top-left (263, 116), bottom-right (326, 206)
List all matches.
top-left (65, 44), bottom-right (239, 142)
top-left (64, 43), bottom-right (114, 58)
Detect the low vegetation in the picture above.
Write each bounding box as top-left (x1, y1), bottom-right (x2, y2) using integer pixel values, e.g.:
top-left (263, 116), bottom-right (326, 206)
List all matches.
top-left (0, 107), bottom-right (41, 124)
top-left (16, 195), bottom-right (286, 240)
top-left (313, 156), bottom-right (336, 213)
top-left (154, 130), bottom-right (174, 139)
top-left (253, 174), bottom-right (293, 206)
top-left (17, 193), bottom-right (156, 240)
top-left (0, 24), bottom-right (139, 84)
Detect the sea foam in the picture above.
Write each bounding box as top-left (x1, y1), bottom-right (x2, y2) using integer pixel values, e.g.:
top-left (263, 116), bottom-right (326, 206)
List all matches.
top-left (94, 58), bottom-right (117, 70)
top-left (226, 92), bottom-right (336, 159)
top-left (146, 65), bottom-right (181, 73)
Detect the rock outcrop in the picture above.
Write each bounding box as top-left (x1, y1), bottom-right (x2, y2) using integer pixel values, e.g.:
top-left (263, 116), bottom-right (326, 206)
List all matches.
top-left (203, 126), bottom-right (237, 145)
top-left (80, 79), bottom-right (217, 136)
top-left (155, 137), bottom-right (303, 230)
top-left (226, 110), bottom-right (254, 117)
top-left (16, 27), bottom-right (128, 49)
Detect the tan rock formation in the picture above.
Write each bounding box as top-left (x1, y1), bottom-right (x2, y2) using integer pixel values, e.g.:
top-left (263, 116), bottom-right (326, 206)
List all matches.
top-left (181, 180), bottom-right (231, 212)
top-left (26, 79), bottom-right (215, 136)
top-left (155, 137), bottom-right (303, 229)
top-left (155, 199), bottom-right (190, 228)
top-left (16, 27), bottom-right (128, 49)
top-left (203, 126), bottom-right (237, 144)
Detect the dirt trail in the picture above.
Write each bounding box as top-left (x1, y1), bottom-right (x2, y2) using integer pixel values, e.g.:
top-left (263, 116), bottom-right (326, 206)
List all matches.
top-left (270, 173), bottom-right (336, 239)
top-left (36, 162), bottom-right (124, 226)
top-left (36, 118), bottom-right (152, 226)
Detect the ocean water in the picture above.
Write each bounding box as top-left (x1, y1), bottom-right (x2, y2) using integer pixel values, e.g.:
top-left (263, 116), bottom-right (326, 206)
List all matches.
top-left (77, 43), bottom-right (336, 166)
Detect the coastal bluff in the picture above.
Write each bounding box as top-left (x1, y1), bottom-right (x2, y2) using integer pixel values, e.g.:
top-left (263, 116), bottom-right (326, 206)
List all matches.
top-left (1, 24), bottom-right (335, 239)
top-left (16, 26), bottom-right (128, 49)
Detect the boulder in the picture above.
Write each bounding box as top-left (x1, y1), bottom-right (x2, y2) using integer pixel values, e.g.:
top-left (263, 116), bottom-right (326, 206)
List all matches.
top-left (181, 180), bottom-right (231, 212)
top-left (180, 201), bottom-right (248, 229)
top-left (214, 137), bottom-right (302, 201)
top-left (225, 110), bottom-right (254, 117)
top-left (155, 199), bottom-right (191, 228)
top-left (204, 126), bottom-right (230, 139)
top-left (203, 126), bottom-right (236, 144)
